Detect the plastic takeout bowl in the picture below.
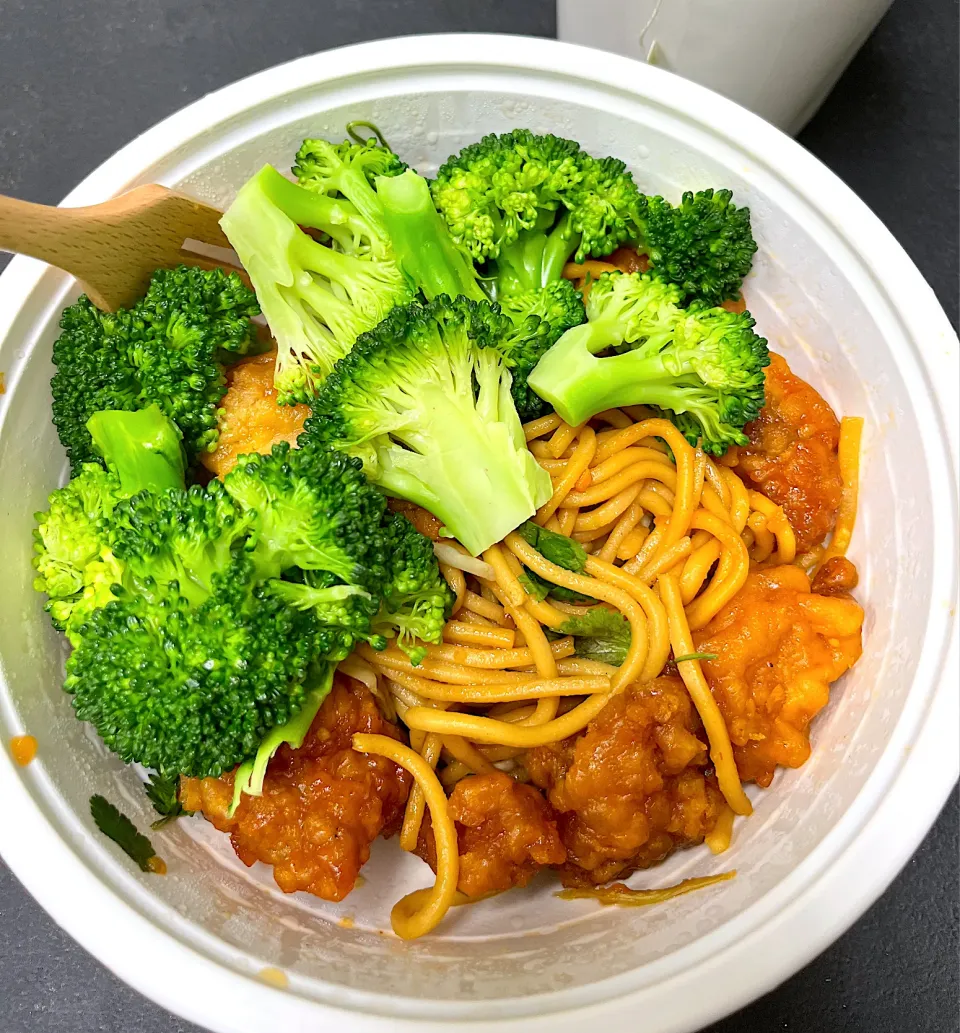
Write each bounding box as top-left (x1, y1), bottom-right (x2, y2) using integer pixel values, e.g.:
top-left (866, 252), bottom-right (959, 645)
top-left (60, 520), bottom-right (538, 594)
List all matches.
top-left (0, 34), bottom-right (957, 1033)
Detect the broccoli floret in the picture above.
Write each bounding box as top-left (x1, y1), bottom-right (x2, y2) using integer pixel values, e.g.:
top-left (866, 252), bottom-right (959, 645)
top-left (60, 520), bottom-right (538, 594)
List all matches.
top-left (223, 441), bottom-right (448, 651)
top-left (371, 512), bottom-right (453, 663)
top-left (431, 130), bottom-right (641, 298)
top-left (221, 164), bottom-right (413, 405)
top-left (496, 280), bottom-right (586, 420)
top-left (268, 571), bottom-right (379, 646)
top-left (51, 266), bottom-right (261, 474)
top-left (32, 406), bottom-right (191, 641)
top-left (294, 135), bottom-right (407, 194)
top-left (65, 555), bottom-right (324, 778)
top-left (228, 662), bottom-right (337, 816)
top-left (32, 464), bottom-right (125, 641)
top-left (86, 404), bottom-right (186, 495)
top-left (222, 441), bottom-right (389, 584)
top-left (303, 296), bottom-right (552, 556)
top-left (635, 188), bottom-right (757, 305)
top-left (527, 271), bottom-right (769, 455)
top-left (106, 480), bottom-right (251, 608)
top-left (377, 171), bottom-right (582, 420)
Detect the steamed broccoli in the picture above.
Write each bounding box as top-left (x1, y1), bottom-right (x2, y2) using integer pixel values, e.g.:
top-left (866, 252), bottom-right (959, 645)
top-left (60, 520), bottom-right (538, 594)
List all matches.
top-left (294, 135), bottom-right (407, 197)
top-left (371, 512), bottom-right (453, 663)
top-left (635, 188), bottom-right (757, 305)
top-left (86, 405), bottom-right (186, 495)
top-left (228, 663), bottom-right (336, 816)
top-left (223, 441), bottom-right (387, 585)
top-left (33, 405), bottom-right (190, 641)
top-left (495, 280), bottom-right (586, 420)
top-left (303, 295), bottom-right (552, 557)
top-left (32, 464), bottom-right (125, 641)
top-left (106, 480), bottom-right (252, 608)
top-left (51, 266), bottom-right (261, 473)
top-left (375, 169), bottom-right (488, 304)
top-left (528, 271), bottom-right (769, 455)
top-left (220, 164), bottom-right (413, 405)
top-left (431, 130), bottom-right (639, 291)
top-left (224, 442), bottom-right (450, 654)
top-left (65, 554), bottom-right (324, 778)
top-left (377, 169), bottom-right (582, 420)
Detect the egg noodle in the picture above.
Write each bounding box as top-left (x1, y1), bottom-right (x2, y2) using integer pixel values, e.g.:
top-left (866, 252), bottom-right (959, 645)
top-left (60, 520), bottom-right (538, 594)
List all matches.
top-left (351, 409), bottom-right (860, 938)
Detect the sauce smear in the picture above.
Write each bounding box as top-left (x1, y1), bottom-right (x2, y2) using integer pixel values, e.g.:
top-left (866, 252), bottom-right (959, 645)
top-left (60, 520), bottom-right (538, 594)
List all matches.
top-left (10, 735), bottom-right (37, 766)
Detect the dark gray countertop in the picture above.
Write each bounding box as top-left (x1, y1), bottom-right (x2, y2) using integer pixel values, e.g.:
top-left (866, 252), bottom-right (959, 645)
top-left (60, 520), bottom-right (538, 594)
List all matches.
top-left (1, 1), bottom-right (957, 1030)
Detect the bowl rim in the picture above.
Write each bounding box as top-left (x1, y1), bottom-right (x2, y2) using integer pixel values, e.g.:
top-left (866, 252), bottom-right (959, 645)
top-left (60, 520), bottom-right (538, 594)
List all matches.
top-left (0, 32), bottom-right (957, 1033)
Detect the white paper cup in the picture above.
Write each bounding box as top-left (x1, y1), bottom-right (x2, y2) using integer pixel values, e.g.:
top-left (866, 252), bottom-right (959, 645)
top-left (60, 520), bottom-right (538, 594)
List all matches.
top-left (557, 0), bottom-right (895, 134)
top-left (0, 34), bottom-right (956, 1033)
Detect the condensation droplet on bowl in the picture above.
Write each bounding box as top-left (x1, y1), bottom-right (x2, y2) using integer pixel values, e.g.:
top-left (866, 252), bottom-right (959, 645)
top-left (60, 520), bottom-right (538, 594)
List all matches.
top-left (425, 130), bottom-right (438, 144)
top-left (635, 144), bottom-right (650, 160)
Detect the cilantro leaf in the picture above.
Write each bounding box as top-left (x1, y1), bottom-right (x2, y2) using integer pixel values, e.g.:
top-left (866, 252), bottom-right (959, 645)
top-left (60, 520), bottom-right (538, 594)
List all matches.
top-left (144, 771), bottom-right (193, 829)
top-left (520, 567), bottom-right (596, 604)
top-left (90, 794), bottom-right (158, 872)
top-left (518, 572), bottom-right (550, 601)
top-left (517, 520), bottom-right (588, 573)
top-left (559, 605), bottom-right (632, 666)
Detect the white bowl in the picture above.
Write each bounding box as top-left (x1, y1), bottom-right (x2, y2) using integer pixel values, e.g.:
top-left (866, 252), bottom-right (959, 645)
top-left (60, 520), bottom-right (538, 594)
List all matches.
top-left (0, 34), bottom-right (957, 1033)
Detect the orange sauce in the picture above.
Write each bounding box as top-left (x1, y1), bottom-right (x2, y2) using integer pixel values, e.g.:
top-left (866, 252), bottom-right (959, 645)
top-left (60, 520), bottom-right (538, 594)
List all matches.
top-left (258, 967), bottom-right (289, 989)
top-left (10, 735), bottom-right (37, 766)
top-left (146, 855), bottom-right (167, 875)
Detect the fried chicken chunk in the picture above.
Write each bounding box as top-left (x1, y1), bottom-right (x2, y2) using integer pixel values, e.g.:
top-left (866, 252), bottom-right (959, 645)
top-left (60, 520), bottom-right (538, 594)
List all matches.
top-left (525, 677), bottom-right (725, 886)
top-left (180, 677), bottom-right (410, 901)
top-left (733, 351), bottom-right (843, 552)
top-left (417, 771), bottom-right (566, 896)
top-left (201, 350), bottom-right (310, 478)
top-left (693, 564), bottom-right (863, 787)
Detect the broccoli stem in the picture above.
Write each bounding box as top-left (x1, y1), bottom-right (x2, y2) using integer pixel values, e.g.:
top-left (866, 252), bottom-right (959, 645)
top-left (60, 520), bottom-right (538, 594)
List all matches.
top-left (86, 405), bottom-right (186, 494)
top-left (228, 663), bottom-right (336, 816)
top-left (493, 212), bottom-right (582, 298)
top-left (528, 327), bottom-right (718, 427)
top-left (374, 373), bottom-right (548, 557)
top-left (258, 166), bottom-right (375, 241)
top-left (376, 170), bottom-right (487, 303)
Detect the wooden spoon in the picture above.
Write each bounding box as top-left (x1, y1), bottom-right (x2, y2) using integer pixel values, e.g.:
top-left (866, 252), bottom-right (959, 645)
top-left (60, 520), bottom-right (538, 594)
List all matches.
top-left (0, 185), bottom-right (241, 312)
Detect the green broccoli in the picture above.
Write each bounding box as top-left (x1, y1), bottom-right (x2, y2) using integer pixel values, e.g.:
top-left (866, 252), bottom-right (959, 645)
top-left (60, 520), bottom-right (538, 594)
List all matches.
top-left (32, 464), bottom-right (125, 642)
top-left (223, 442), bottom-right (450, 655)
top-left (86, 405), bottom-right (186, 495)
top-left (294, 134), bottom-right (407, 196)
top-left (33, 405), bottom-right (191, 641)
top-left (228, 663), bottom-right (336, 817)
top-left (527, 271), bottom-right (769, 455)
top-left (432, 130), bottom-right (634, 272)
top-left (375, 169), bottom-right (488, 304)
top-left (370, 512), bottom-right (453, 663)
top-left (377, 169), bottom-right (582, 420)
top-left (106, 480), bottom-right (252, 608)
top-left (431, 131), bottom-right (640, 297)
top-left (222, 441), bottom-right (388, 585)
top-left (635, 188), bottom-right (757, 305)
top-left (51, 266), bottom-right (261, 474)
top-left (65, 554), bottom-right (325, 778)
top-left (220, 164), bottom-right (413, 404)
top-left (302, 295), bottom-right (552, 557)
top-left (495, 280), bottom-right (586, 420)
